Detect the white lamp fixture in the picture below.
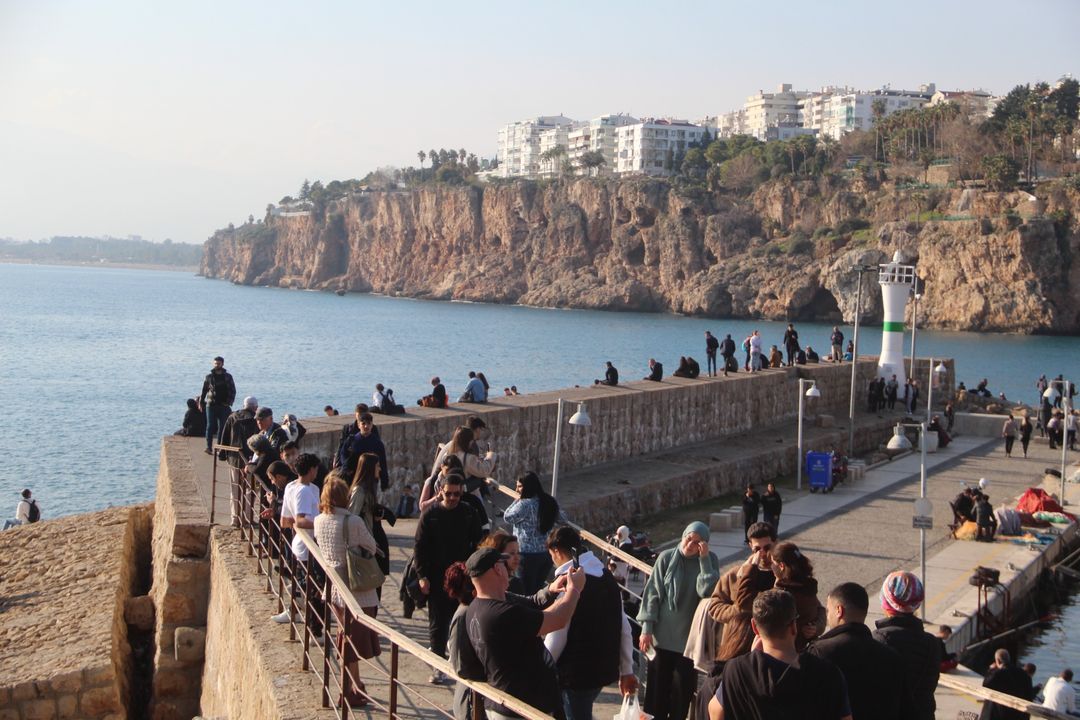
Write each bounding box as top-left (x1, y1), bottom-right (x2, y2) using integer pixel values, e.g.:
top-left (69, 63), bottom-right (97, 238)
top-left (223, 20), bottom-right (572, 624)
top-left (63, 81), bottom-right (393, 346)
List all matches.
top-left (568, 402), bottom-right (591, 427)
top-left (805, 383), bottom-right (821, 399)
top-left (887, 423), bottom-right (913, 451)
top-left (797, 379), bottom-right (822, 490)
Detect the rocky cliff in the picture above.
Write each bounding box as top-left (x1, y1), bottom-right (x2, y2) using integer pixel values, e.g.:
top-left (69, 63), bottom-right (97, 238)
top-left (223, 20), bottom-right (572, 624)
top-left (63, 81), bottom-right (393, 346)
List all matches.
top-left (201, 177), bottom-right (1080, 333)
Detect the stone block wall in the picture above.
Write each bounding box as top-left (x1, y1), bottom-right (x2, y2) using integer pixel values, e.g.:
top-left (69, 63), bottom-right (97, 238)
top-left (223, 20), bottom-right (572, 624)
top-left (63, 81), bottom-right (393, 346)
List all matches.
top-left (292, 359), bottom-right (908, 502)
top-left (0, 505), bottom-right (150, 720)
top-left (148, 439), bottom-right (211, 720)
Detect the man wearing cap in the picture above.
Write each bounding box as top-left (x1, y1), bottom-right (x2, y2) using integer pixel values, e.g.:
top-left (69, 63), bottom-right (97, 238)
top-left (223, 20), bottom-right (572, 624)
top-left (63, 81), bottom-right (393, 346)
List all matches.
top-left (221, 396), bottom-right (260, 526)
top-left (414, 474), bottom-right (482, 682)
top-left (638, 521), bottom-right (720, 720)
top-left (465, 545), bottom-right (586, 718)
top-left (198, 356), bottom-right (236, 455)
top-left (872, 571), bottom-right (940, 720)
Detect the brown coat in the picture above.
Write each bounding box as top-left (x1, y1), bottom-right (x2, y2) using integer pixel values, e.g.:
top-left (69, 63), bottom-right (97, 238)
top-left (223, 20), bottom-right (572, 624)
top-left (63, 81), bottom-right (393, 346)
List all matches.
top-left (775, 576), bottom-right (825, 651)
top-left (706, 564), bottom-right (775, 661)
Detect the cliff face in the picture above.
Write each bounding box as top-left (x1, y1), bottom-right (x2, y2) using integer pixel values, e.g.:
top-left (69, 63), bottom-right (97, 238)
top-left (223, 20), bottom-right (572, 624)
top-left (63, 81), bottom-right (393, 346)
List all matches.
top-left (201, 178), bottom-right (1080, 333)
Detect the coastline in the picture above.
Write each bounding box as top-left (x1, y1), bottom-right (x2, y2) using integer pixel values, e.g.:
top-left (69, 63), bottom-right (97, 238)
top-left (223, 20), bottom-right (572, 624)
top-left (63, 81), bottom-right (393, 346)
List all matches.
top-left (0, 258), bottom-right (198, 273)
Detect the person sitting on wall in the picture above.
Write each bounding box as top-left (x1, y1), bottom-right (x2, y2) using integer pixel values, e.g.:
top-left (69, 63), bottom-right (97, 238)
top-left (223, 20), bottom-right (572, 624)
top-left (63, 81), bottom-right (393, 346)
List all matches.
top-left (595, 361), bottom-right (619, 386)
top-left (176, 397), bottom-right (207, 437)
top-left (673, 356), bottom-right (701, 379)
top-left (795, 349), bottom-right (807, 365)
top-left (686, 356), bottom-right (701, 378)
top-left (805, 346), bottom-right (819, 363)
top-left (975, 494), bottom-right (997, 542)
top-left (644, 358), bottom-right (663, 381)
top-left (769, 345), bottom-right (783, 368)
top-left (843, 340), bottom-right (854, 361)
top-left (928, 415), bottom-right (951, 448)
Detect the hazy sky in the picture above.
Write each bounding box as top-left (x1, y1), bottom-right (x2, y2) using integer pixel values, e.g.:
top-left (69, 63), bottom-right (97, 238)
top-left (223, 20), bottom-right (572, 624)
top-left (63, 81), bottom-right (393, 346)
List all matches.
top-left (1, 1), bottom-right (1076, 245)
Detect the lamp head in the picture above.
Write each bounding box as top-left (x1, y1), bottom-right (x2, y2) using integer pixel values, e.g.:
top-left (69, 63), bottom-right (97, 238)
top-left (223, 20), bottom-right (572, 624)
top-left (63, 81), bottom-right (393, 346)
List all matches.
top-left (805, 383), bottom-right (821, 399)
top-left (933, 362), bottom-right (947, 376)
top-left (887, 423), bottom-right (913, 451)
top-left (568, 402), bottom-right (591, 427)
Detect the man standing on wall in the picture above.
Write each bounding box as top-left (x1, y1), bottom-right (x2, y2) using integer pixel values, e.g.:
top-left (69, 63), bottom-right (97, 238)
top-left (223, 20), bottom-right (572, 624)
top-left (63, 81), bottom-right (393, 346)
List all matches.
top-left (830, 326), bottom-right (844, 363)
top-left (199, 356), bottom-right (236, 455)
top-left (705, 331), bottom-right (720, 377)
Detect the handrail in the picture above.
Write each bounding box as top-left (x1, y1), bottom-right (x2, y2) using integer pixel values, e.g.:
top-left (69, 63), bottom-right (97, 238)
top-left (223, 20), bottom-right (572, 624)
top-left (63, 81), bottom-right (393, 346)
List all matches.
top-left (488, 480), bottom-right (654, 576)
top-left (293, 528), bottom-right (551, 720)
top-left (937, 672), bottom-right (1072, 720)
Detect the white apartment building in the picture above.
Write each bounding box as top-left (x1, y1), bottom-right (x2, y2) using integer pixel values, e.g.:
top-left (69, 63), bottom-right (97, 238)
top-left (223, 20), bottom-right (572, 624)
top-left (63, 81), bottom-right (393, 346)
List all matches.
top-left (566, 114), bottom-right (638, 176)
top-left (714, 109), bottom-right (748, 138)
top-left (614, 118), bottom-right (706, 176)
top-left (537, 124), bottom-right (573, 178)
top-left (743, 84), bottom-right (811, 140)
top-left (813, 85), bottom-right (934, 140)
top-left (496, 115), bottom-right (576, 178)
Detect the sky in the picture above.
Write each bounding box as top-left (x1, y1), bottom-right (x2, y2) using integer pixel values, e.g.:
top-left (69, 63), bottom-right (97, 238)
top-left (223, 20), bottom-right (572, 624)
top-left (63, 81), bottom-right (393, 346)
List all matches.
top-left (1, 0), bottom-right (1076, 245)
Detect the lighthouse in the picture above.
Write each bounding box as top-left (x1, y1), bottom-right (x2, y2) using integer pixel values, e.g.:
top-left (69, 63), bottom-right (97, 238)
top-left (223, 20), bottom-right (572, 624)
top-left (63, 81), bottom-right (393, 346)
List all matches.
top-left (877, 250), bottom-right (916, 381)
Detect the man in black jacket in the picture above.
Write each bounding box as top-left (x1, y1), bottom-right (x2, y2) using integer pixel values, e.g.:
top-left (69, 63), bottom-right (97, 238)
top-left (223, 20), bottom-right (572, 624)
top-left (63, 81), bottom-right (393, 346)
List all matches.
top-left (220, 396), bottom-right (260, 527)
top-left (809, 582), bottom-right (903, 720)
top-left (982, 649), bottom-right (1035, 720)
top-left (337, 412), bottom-right (389, 489)
top-left (705, 331), bottom-right (720, 377)
top-left (720, 334), bottom-right (737, 376)
top-left (873, 571), bottom-right (940, 720)
top-left (414, 474), bottom-right (482, 682)
top-left (595, 361), bottom-right (619, 386)
top-left (742, 485), bottom-right (761, 544)
top-left (199, 356), bottom-right (236, 454)
top-left (761, 484), bottom-right (783, 532)
top-left (645, 358), bottom-right (663, 381)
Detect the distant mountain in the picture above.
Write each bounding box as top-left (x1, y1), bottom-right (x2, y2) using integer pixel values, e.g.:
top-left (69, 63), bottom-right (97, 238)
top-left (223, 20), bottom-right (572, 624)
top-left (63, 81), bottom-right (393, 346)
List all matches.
top-left (0, 236), bottom-right (202, 267)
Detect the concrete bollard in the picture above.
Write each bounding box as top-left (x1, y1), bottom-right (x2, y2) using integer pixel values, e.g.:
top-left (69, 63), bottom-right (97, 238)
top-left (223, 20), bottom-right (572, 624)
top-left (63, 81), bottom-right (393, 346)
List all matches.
top-left (709, 512), bottom-right (732, 532)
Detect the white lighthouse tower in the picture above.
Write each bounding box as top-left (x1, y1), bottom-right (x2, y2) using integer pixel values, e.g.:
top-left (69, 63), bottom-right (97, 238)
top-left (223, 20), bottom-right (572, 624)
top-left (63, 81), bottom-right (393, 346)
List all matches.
top-left (877, 250), bottom-right (916, 381)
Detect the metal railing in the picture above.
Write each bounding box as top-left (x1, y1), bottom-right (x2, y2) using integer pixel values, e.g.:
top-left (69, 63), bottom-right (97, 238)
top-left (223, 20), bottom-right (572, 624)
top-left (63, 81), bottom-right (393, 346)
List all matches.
top-left (234, 470), bottom-right (550, 720)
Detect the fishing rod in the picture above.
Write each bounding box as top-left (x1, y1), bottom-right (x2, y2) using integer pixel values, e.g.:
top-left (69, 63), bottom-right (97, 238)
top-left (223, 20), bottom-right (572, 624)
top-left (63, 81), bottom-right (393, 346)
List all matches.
top-left (963, 613), bottom-right (1057, 652)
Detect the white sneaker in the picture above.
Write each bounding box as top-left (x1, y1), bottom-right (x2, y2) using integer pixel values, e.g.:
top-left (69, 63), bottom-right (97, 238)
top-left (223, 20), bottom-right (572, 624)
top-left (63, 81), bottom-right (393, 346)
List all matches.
top-left (271, 610), bottom-right (300, 624)
top-left (429, 670), bottom-right (448, 684)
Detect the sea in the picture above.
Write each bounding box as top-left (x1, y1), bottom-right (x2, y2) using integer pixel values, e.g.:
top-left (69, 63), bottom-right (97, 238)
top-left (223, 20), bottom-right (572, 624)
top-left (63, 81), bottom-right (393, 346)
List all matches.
top-left (1, 261), bottom-right (1078, 520)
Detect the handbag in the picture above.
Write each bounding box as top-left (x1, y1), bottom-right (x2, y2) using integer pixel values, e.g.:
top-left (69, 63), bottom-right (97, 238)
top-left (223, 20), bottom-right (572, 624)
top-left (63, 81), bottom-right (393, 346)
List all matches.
top-left (343, 517), bottom-right (385, 592)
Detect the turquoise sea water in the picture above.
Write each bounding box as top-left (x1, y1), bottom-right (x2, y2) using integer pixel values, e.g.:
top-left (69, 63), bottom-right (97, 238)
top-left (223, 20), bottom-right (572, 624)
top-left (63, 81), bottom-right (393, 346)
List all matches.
top-left (1, 262), bottom-right (1078, 520)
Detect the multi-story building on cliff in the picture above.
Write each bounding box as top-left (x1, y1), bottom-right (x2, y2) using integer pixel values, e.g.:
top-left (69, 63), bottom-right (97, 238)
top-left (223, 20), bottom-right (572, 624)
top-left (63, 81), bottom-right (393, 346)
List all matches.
top-left (614, 118), bottom-right (706, 176)
top-left (566, 114), bottom-right (639, 176)
top-left (496, 115), bottom-right (576, 178)
top-left (810, 85), bottom-right (935, 140)
top-left (743, 84), bottom-right (812, 140)
top-left (929, 89), bottom-right (996, 118)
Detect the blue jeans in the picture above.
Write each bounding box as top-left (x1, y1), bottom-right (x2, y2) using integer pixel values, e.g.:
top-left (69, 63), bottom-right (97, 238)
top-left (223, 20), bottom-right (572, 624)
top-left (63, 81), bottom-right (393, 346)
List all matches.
top-left (205, 403), bottom-right (231, 450)
top-left (562, 687), bottom-right (602, 720)
top-left (517, 552), bottom-right (553, 595)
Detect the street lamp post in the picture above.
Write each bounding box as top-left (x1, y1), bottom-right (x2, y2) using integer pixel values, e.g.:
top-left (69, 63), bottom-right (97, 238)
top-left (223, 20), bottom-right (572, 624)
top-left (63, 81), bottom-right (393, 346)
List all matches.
top-left (551, 400), bottom-right (591, 498)
top-left (888, 421), bottom-right (930, 620)
top-left (909, 288), bottom-right (921, 381)
top-left (848, 265), bottom-right (878, 457)
top-left (926, 359), bottom-right (948, 427)
top-left (797, 380), bottom-right (822, 491)
top-left (1062, 382), bottom-right (1072, 505)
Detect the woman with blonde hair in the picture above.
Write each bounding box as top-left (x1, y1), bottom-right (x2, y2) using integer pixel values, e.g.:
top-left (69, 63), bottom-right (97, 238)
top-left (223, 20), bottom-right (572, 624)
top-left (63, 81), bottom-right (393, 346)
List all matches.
top-left (314, 472), bottom-right (381, 709)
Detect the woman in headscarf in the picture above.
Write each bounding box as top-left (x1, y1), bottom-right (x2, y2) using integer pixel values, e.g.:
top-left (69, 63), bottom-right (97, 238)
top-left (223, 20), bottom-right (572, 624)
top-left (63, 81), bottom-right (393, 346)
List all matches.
top-left (636, 521), bottom-right (720, 720)
top-left (503, 471), bottom-right (566, 593)
top-left (872, 571), bottom-right (940, 720)
top-left (768, 541), bottom-right (824, 650)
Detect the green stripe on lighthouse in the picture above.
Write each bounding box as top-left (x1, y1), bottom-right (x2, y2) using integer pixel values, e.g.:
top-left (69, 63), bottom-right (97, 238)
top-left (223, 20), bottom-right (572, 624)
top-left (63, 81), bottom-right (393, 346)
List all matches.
top-left (882, 321), bottom-right (905, 332)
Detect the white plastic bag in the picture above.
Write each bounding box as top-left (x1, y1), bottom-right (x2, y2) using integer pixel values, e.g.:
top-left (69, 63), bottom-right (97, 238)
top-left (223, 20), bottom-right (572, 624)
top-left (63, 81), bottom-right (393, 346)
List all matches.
top-left (614, 694), bottom-right (651, 720)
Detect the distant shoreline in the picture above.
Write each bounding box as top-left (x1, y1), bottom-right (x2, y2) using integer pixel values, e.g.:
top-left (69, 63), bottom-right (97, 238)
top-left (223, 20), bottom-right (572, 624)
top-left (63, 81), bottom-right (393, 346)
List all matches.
top-left (0, 258), bottom-right (198, 273)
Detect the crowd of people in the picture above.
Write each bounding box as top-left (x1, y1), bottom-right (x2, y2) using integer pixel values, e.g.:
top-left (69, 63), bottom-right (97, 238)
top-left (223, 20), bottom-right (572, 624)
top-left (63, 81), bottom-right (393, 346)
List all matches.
top-left (151, 354), bottom-right (1077, 719)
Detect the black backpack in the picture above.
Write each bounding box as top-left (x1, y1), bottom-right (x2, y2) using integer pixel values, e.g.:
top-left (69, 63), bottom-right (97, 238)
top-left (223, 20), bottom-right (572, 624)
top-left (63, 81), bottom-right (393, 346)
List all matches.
top-left (27, 499), bottom-right (41, 523)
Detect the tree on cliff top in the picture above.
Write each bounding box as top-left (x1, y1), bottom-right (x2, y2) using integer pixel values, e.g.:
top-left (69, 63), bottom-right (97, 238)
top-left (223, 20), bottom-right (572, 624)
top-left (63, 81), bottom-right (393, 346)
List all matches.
top-left (578, 150), bottom-right (606, 177)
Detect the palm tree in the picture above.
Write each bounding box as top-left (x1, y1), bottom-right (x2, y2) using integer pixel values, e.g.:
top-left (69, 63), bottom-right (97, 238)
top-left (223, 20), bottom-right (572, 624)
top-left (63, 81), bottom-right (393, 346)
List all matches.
top-left (871, 99), bottom-right (887, 162)
top-left (417, 150), bottom-right (426, 180)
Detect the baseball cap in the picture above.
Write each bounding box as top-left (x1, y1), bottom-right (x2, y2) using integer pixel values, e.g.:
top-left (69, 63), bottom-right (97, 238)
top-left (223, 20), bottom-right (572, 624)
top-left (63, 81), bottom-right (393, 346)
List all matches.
top-left (465, 548), bottom-right (507, 577)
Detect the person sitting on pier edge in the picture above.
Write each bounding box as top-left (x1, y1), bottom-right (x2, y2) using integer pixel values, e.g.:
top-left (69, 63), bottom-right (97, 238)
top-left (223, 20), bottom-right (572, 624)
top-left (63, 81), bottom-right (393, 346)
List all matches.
top-left (459, 371), bottom-right (487, 403)
top-left (418, 376), bottom-right (448, 408)
top-left (705, 330), bottom-right (720, 377)
top-left (975, 493), bottom-right (997, 542)
top-left (952, 487), bottom-right (976, 524)
top-left (595, 361), bottom-right (619, 386)
top-left (935, 625), bottom-right (958, 672)
top-left (807, 582), bottom-right (903, 720)
top-left (982, 648), bottom-right (1035, 720)
top-left (645, 358), bottom-right (663, 381)
top-left (804, 346), bottom-right (819, 363)
top-left (323, 405), bottom-right (338, 416)
top-left (1041, 668), bottom-right (1076, 715)
top-left (176, 397), bottom-right (206, 437)
top-left (872, 571), bottom-right (941, 720)
top-left (769, 345), bottom-right (783, 368)
top-left (928, 415), bottom-right (951, 448)
top-left (843, 340), bottom-right (854, 361)
top-left (638, 522), bottom-right (720, 720)
top-left (708, 589), bottom-right (852, 720)
top-left (673, 356), bottom-right (698, 379)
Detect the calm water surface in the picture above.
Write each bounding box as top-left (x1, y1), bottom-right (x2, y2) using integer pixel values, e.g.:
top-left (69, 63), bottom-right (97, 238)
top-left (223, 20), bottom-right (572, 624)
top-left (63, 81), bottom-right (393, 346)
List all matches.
top-left (1, 262), bottom-right (1078, 519)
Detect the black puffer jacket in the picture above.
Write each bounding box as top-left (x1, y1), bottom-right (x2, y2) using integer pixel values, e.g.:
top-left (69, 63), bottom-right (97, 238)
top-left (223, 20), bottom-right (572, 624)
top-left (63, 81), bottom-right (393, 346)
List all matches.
top-left (808, 622), bottom-right (903, 720)
top-left (873, 613), bottom-right (941, 720)
top-left (200, 368), bottom-right (236, 407)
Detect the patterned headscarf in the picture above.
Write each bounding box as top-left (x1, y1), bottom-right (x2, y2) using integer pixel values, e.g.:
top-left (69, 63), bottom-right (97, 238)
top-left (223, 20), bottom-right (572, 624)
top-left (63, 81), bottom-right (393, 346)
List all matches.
top-left (881, 571), bottom-right (924, 615)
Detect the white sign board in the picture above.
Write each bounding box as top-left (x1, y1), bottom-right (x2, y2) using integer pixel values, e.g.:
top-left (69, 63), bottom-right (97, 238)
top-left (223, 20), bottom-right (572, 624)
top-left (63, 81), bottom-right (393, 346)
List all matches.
top-left (913, 498), bottom-right (934, 529)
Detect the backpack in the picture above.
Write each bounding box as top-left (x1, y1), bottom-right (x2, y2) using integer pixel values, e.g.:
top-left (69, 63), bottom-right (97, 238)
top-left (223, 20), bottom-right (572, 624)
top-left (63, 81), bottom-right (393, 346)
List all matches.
top-left (27, 499), bottom-right (41, 523)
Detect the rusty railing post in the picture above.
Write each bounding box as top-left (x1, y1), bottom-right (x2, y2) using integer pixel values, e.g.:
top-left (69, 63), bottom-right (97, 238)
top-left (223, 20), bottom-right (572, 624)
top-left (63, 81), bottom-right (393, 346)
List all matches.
top-left (389, 641), bottom-right (399, 719)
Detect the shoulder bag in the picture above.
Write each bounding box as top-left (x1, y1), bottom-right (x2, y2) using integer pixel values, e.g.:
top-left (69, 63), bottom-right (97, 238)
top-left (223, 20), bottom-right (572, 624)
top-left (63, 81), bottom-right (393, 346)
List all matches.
top-left (343, 516), bottom-right (385, 592)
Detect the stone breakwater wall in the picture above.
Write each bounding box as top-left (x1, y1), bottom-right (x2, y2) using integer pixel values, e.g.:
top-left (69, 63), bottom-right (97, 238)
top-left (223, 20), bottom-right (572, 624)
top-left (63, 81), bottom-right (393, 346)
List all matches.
top-left (0, 504), bottom-right (151, 720)
top-left (148, 439), bottom-right (212, 720)
top-left (198, 530), bottom-right (322, 720)
top-left (294, 357), bottom-right (952, 500)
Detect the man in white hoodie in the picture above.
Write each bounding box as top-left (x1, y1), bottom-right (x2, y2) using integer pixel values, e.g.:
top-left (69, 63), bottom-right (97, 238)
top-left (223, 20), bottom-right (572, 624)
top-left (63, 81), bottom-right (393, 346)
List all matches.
top-left (544, 526), bottom-right (637, 720)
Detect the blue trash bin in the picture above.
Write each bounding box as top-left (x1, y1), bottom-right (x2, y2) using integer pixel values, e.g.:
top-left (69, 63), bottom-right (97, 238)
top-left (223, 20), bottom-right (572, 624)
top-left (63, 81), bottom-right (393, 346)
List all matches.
top-left (806, 452), bottom-right (834, 493)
